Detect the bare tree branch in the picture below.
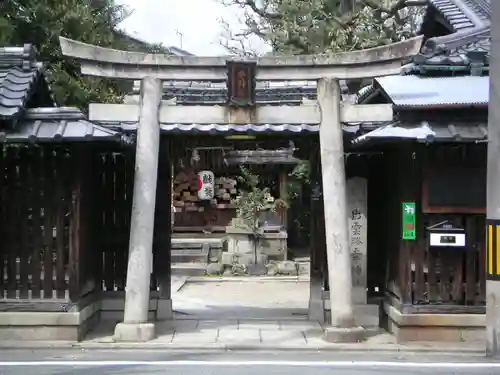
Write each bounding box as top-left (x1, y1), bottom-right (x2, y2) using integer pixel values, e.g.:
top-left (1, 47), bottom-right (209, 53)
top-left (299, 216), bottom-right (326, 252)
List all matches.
top-left (219, 0), bottom-right (429, 56)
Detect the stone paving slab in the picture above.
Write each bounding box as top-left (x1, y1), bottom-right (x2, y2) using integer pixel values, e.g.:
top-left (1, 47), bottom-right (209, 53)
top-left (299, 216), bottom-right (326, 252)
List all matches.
top-left (279, 320), bottom-right (323, 332)
top-left (198, 320), bottom-right (238, 330)
top-left (239, 320), bottom-right (280, 330)
top-left (217, 328), bottom-right (261, 344)
top-left (0, 319), bottom-right (486, 354)
top-left (158, 319), bottom-right (198, 333)
top-left (260, 329), bottom-right (307, 345)
top-left (172, 330), bottom-right (217, 344)
top-left (0, 340), bottom-right (484, 354)
top-left (0, 339), bottom-right (486, 354)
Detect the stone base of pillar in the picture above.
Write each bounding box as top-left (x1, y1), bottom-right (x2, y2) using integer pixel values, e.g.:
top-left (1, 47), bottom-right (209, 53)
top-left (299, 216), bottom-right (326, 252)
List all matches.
top-left (156, 299), bottom-right (173, 320)
top-left (323, 326), bottom-right (365, 343)
top-left (114, 322), bottom-right (156, 342)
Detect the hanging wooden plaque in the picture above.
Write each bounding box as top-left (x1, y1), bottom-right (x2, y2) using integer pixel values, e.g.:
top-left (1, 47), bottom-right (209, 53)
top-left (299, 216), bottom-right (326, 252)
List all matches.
top-left (226, 61), bottom-right (256, 107)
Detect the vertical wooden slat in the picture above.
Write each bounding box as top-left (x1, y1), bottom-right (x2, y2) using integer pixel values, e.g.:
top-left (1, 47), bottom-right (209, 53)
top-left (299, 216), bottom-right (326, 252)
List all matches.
top-left (18, 147), bottom-right (30, 298)
top-left (451, 249), bottom-right (464, 302)
top-left (30, 147), bottom-right (42, 299)
top-left (91, 152), bottom-right (103, 291)
top-left (476, 215), bottom-right (486, 303)
top-left (69, 146), bottom-right (88, 300)
top-left (439, 250), bottom-right (450, 302)
top-left (153, 140), bottom-right (172, 297)
top-left (55, 149), bottom-right (67, 298)
top-left (1, 147), bottom-right (10, 299)
top-left (91, 153), bottom-right (104, 291)
top-left (465, 216), bottom-right (476, 303)
top-left (412, 166), bottom-right (426, 303)
top-left (114, 153), bottom-right (127, 291)
top-left (68, 165), bottom-right (80, 301)
top-left (79, 146), bottom-right (93, 295)
top-left (42, 148), bottom-right (54, 299)
top-left (309, 144), bottom-right (326, 286)
top-left (399, 240), bottom-right (412, 303)
top-left (0, 146), bottom-right (5, 299)
top-left (6, 148), bottom-right (18, 299)
top-left (123, 151), bottom-right (135, 287)
top-left (427, 248), bottom-right (438, 301)
top-left (103, 154), bottom-right (115, 291)
top-left (412, 242), bottom-right (425, 303)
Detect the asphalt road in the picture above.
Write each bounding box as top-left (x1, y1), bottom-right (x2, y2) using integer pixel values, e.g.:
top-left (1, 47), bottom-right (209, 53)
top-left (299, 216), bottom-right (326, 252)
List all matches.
top-left (0, 349), bottom-right (498, 375)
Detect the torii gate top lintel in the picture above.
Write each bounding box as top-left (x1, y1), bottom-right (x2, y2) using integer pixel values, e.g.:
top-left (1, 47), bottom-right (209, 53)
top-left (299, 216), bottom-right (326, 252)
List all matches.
top-left (59, 36), bottom-right (423, 81)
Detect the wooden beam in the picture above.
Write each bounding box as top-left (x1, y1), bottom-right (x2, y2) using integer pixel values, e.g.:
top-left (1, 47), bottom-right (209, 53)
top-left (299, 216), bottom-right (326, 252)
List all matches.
top-left (89, 103), bottom-right (393, 124)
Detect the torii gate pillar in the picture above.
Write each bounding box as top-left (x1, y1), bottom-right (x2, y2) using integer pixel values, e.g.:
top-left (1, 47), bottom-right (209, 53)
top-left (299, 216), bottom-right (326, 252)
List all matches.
top-left (114, 77), bottom-right (163, 342)
top-left (318, 78), bottom-right (364, 341)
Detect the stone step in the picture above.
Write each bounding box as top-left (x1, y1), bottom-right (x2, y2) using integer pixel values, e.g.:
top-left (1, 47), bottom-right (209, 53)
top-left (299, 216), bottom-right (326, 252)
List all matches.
top-left (297, 262), bottom-right (310, 276)
top-left (172, 233), bottom-right (226, 239)
top-left (172, 263), bottom-right (207, 277)
top-left (171, 248), bottom-right (209, 263)
top-left (171, 238), bottom-right (225, 248)
top-left (171, 238), bottom-right (224, 265)
top-left (294, 256), bottom-right (310, 276)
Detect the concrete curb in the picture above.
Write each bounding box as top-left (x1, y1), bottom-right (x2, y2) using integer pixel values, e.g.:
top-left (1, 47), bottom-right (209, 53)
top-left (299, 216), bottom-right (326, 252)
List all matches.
top-left (0, 341), bottom-right (486, 354)
top-left (186, 276), bottom-right (310, 283)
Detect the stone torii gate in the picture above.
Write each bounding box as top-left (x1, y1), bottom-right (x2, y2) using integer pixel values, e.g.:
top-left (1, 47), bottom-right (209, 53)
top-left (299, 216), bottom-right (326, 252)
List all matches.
top-left (59, 35), bottom-right (423, 343)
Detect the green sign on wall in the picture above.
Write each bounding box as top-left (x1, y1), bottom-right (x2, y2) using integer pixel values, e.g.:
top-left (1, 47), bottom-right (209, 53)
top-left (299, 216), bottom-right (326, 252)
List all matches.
top-left (402, 202), bottom-right (416, 240)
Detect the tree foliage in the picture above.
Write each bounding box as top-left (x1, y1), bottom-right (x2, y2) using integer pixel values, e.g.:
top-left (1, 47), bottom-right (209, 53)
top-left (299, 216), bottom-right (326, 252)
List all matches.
top-left (220, 0), bottom-right (428, 55)
top-left (0, 0), bottom-right (162, 110)
top-left (233, 166), bottom-right (288, 234)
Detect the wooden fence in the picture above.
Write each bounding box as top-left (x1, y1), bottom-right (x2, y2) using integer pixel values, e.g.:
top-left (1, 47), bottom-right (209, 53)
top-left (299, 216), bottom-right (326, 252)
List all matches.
top-left (407, 214), bottom-right (486, 312)
top-left (0, 145), bottom-right (142, 302)
top-left (93, 151), bottom-right (135, 292)
top-left (0, 146), bottom-right (74, 300)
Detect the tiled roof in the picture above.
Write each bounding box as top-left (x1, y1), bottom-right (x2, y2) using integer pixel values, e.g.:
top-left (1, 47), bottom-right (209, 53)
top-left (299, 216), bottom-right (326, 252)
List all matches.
top-left (0, 107), bottom-right (127, 143)
top-left (126, 81), bottom-right (356, 105)
top-left (0, 44), bottom-right (52, 119)
top-left (461, 0), bottom-right (491, 21)
top-left (374, 75), bottom-right (488, 108)
top-left (101, 121), bottom-right (320, 134)
top-left (416, 0), bottom-right (491, 67)
top-left (429, 0), bottom-right (475, 31)
top-left (427, 0), bottom-right (490, 31)
top-left (352, 120), bottom-right (488, 145)
top-left (96, 121), bottom-right (381, 135)
top-left (162, 86), bottom-right (317, 104)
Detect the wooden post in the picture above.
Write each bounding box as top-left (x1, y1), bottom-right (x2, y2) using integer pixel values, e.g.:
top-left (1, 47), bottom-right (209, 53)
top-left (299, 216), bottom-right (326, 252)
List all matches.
top-left (154, 138), bottom-right (173, 320)
top-left (308, 144), bottom-right (325, 323)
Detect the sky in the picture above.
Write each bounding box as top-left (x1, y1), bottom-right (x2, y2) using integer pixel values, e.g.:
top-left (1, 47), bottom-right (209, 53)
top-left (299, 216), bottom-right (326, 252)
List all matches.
top-left (115, 0), bottom-right (269, 56)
